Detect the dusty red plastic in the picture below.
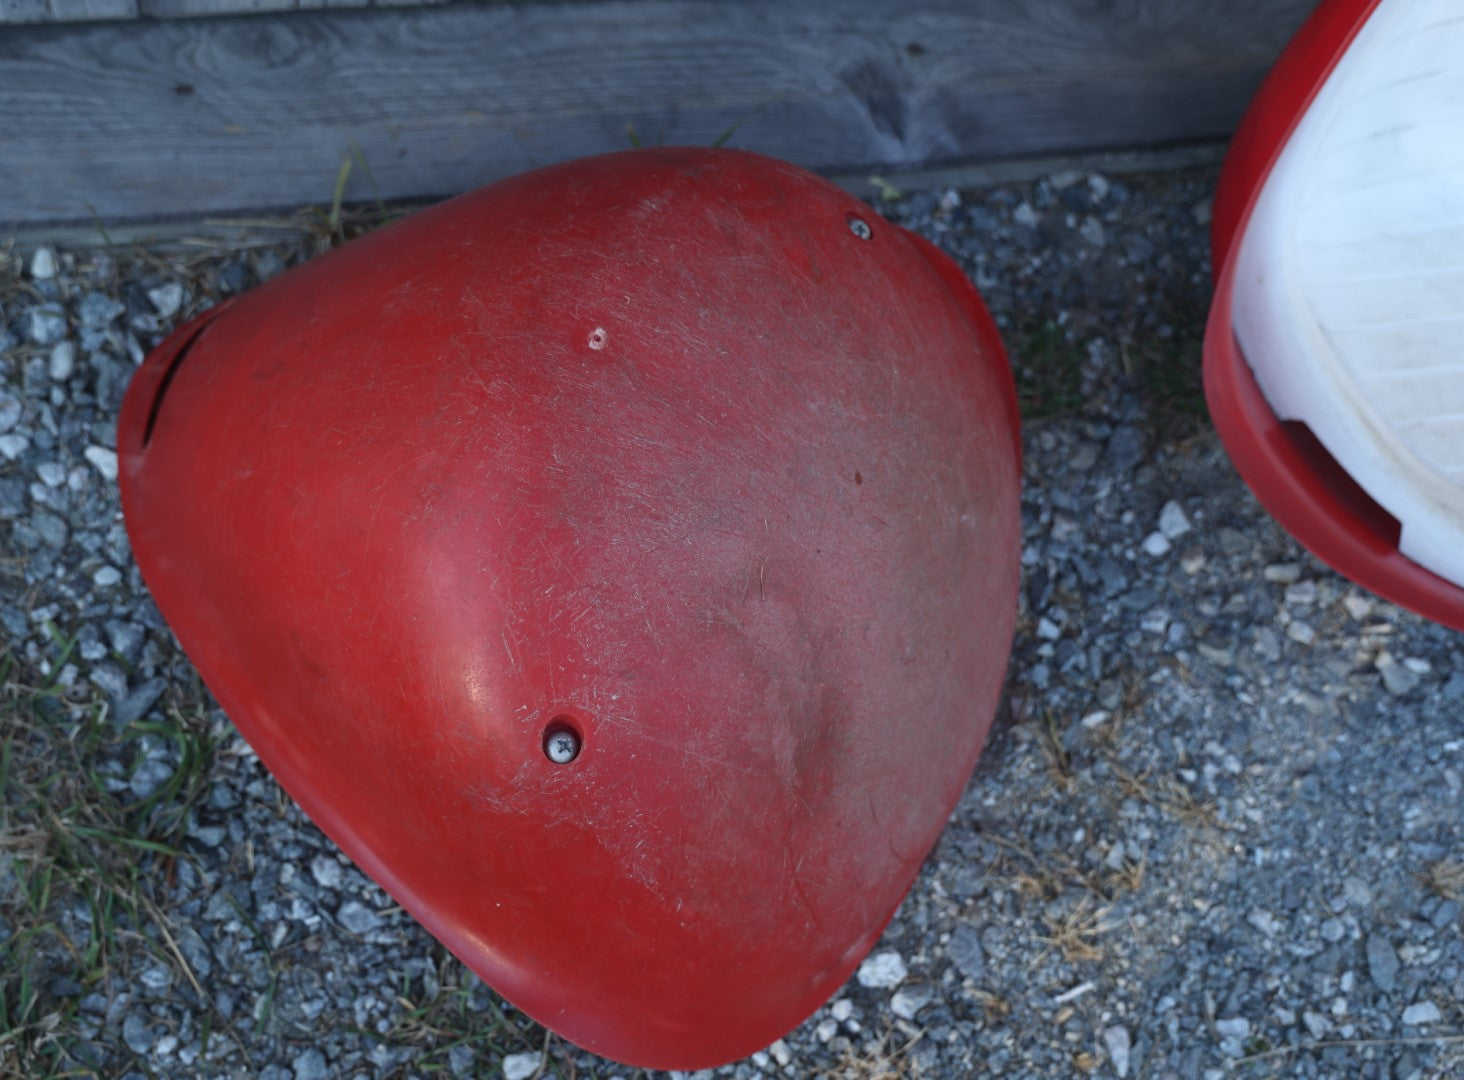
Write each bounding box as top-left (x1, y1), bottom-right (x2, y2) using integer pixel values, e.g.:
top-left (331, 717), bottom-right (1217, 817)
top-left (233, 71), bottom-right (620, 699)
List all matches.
top-left (1203, 0), bottom-right (1464, 631)
top-left (118, 148), bottom-right (1022, 1068)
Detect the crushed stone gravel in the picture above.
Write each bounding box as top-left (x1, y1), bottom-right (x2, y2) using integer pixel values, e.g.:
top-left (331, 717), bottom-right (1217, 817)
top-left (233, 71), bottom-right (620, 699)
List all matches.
top-left (2, 161), bottom-right (1462, 1079)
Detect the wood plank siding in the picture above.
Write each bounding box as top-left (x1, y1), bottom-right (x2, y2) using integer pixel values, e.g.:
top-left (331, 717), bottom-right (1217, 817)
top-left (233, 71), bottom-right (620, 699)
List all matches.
top-left (3, 0), bottom-right (449, 22)
top-left (0, 1), bottom-right (1316, 226)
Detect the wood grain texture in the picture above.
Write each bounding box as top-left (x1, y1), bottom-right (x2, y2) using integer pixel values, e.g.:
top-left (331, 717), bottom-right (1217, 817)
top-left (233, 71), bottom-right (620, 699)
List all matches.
top-left (138, 0), bottom-right (301, 17)
top-left (0, 0), bottom-right (453, 22)
top-left (1, 0), bottom-right (1317, 226)
top-left (134, 0), bottom-right (450, 20)
top-left (46, 0), bottom-right (138, 19)
top-left (1, 0), bottom-right (49, 22)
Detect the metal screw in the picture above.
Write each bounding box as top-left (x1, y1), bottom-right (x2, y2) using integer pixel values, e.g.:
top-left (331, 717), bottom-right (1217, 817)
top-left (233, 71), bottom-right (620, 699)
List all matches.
top-left (847, 216), bottom-right (872, 240)
top-left (544, 727), bottom-right (581, 764)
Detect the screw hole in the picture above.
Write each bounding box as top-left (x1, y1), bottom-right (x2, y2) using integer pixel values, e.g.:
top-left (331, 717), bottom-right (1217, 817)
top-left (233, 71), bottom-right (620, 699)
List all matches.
top-left (543, 718), bottom-right (582, 764)
top-left (587, 327), bottom-right (608, 350)
top-left (846, 215), bottom-right (872, 240)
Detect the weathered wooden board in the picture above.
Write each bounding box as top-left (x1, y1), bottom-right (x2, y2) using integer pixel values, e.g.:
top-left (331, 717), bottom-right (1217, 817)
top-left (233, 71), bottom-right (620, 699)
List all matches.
top-left (2, 0), bottom-right (448, 24)
top-left (137, 0), bottom-right (448, 19)
top-left (38, 0), bottom-right (139, 20)
top-left (3, 145), bottom-right (1228, 253)
top-left (1, 0), bottom-right (50, 22)
top-left (0, 0), bottom-right (1315, 227)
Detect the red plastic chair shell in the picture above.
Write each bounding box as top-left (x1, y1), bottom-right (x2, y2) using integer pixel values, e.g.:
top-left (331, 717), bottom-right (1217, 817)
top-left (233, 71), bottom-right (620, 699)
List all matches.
top-left (119, 149), bottom-right (1022, 1068)
top-left (1203, 0), bottom-right (1464, 631)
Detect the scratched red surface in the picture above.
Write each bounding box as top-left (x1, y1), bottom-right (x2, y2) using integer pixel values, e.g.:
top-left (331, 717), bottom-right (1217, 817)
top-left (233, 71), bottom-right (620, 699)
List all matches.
top-left (119, 148), bottom-right (1022, 1068)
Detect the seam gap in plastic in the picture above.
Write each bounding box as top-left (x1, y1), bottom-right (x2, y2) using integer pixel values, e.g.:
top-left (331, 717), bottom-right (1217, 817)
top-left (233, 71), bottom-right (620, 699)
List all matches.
top-left (1277, 418), bottom-right (1403, 549)
top-left (142, 316), bottom-right (216, 448)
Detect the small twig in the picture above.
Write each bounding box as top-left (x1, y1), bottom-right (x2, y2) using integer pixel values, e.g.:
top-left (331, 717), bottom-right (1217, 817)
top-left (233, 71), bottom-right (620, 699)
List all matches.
top-left (1051, 981), bottom-right (1095, 1005)
top-left (1231, 1032), bottom-right (1464, 1067)
top-left (139, 893), bottom-right (208, 1002)
top-left (532, 1028), bottom-right (552, 1078)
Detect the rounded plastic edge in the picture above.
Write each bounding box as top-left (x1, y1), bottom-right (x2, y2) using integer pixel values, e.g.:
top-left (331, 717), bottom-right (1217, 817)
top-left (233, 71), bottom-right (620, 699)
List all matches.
top-left (898, 227), bottom-right (1022, 468)
top-left (1204, 259), bottom-right (1464, 632)
top-left (1203, 0), bottom-right (1464, 630)
top-left (1209, 0), bottom-right (1386, 274)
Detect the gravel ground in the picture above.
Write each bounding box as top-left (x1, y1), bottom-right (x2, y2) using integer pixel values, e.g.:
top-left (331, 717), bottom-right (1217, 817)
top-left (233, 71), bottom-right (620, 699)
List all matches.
top-left (2, 160), bottom-right (1462, 1080)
